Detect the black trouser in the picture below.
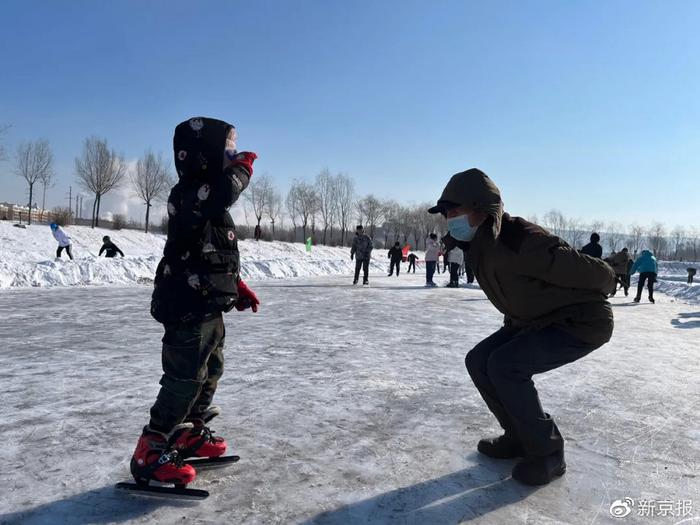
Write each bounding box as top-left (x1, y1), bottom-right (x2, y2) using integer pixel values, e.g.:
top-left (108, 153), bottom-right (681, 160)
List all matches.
top-left (688, 272), bottom-right (695, 284)
top-left (149, 313), bottom-right (225, 433)
top-left (407, 260), bottom-right (416, 273)
top-left (449, 262), bottom-right (460, 285)
top-left (354, 258), bottom-right (370, 283)
top-left (389, 260), bottom-right (401, 276)
top-left (465, 325), bottom-right (601, 456)
top-left (464, 263), bottom-right (474, 283)
top-left (636, 272), bottom-right (656, 300)
top-left (56, 245), bottom-right (73, 260)
top-left (612, 273), bottom-right (629, 295)
top-left (425, 261), bottom-right (437, 283)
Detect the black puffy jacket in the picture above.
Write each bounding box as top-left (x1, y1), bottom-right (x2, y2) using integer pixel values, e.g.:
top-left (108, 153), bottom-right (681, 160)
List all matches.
top-left (151, 117), bottom-right (251, 324)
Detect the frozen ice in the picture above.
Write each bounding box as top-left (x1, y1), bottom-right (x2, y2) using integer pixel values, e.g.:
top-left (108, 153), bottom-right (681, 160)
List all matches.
top-left (0, 268), bottom-right (698, 524)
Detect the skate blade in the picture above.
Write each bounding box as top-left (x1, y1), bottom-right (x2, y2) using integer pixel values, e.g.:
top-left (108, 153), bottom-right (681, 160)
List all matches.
top-left (185, 455), bottom-right (240, 469)
top-left (115, 481), bottom-right (208, 500)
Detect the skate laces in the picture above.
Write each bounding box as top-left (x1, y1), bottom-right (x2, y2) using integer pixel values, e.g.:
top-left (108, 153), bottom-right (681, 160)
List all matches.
top-left (157, 447), bottom-right (185, 468)
top-left (200, 424), bottom-right (223, 444)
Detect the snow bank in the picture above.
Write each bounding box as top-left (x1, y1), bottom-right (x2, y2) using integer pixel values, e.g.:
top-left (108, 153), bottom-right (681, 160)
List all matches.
top-left (0, 221), bottom-right (398, 289)
top-left (646, 260), bottom-right (700, 303)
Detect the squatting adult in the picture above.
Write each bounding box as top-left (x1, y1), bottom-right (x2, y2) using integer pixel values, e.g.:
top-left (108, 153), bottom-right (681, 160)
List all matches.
top-left (429, 168), bottom-right (616, 486)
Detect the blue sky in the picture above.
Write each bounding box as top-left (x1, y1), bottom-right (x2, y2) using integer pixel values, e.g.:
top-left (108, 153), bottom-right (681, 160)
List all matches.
top-left (1, 0), bottom-right (699, 227)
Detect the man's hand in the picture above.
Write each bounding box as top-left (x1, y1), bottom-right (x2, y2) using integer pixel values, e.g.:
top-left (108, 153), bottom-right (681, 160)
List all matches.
top-left (350, 254), bottom-right (354, 260)
top-left (236, 280), bottom-right (259, 312)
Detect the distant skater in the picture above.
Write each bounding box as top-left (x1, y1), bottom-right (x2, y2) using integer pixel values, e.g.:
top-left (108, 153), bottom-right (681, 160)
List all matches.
top-left (607, 248), bottom-right (632, 296)
top-left (351, 225), bottom-right (373, 285)
top-left (99, 236), bottom-right (125, 258)
top-left (387, 241), bottom-right (402, 276)
top-left (446, 246), bottom-right (463, 288)
top-left (580, 233), bottom-right (603, 259)
top-left (50, 223), bottom-right (73, 260)
top-left (630, 250), bottom-right (658, 303)
top-left (424, 233), bottom-right (439, 287)
top-left (407, 252), bottom-right (418, 273)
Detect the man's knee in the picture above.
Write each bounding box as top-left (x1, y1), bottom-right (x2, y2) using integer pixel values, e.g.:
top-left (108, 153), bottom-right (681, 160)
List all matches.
top-left (465, 343), bottom-right (490, 377)
top-left (486, 349), bottom-right (530, 387)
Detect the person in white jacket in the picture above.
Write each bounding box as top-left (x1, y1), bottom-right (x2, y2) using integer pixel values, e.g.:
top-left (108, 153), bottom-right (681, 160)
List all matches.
top-left (424, 233), bottom-right (440, 286)
top-left (50, 223), bottom-right (73, 260)
top-left (447, 246), bottom-right (464, 287)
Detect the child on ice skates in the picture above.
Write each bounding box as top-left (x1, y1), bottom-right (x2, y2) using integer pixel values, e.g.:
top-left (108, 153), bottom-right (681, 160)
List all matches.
top-left (130, 117), bottom-right (259, 487)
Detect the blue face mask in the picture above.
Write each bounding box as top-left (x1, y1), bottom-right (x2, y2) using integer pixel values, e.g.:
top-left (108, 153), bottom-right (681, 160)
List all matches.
top-left (447, 214), bottom-right (479, 242)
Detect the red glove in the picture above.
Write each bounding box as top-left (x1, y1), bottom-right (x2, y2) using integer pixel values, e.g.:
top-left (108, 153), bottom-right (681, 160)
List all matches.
top-left (231, 152), bottom-right (258, 178)
top-left (236, 280), bottom-right (259, 312)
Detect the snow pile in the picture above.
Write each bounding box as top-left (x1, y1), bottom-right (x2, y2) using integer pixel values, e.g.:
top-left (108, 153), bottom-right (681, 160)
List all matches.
top-left (647, 260), bottom-right (700, 303)
top-left (0, 221), bottom-right (403, 289)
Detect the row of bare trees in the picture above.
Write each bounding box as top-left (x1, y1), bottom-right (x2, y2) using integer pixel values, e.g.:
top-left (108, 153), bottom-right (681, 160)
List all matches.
top-left (239, 169), bottom-right (445, 249)
top-left (5, 130), bottom-right (698, 258)
top-left (11, 136), bottom-right (173, 232)
top-left (537, 210), bottom-right (700, 261)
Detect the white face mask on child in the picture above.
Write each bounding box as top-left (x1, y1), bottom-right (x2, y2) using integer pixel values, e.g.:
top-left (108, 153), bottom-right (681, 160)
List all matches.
top-left (223, 128), bottom-right (238, 168)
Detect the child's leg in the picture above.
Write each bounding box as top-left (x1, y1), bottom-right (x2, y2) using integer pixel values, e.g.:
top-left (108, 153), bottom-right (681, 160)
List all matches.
top-left (56, 246), bottom-right (62, 258)
top-left (149, 314), bottom-right (225, 434)
top-left (189, 330), bottom-right (225, 419)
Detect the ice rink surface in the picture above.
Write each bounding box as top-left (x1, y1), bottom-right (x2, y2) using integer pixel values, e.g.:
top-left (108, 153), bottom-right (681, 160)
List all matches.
top-left (0, 272), bottom-right (698, 524)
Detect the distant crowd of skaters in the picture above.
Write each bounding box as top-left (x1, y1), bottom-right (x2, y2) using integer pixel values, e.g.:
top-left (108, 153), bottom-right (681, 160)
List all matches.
top-left (351, 226), bottom-right (698, 302)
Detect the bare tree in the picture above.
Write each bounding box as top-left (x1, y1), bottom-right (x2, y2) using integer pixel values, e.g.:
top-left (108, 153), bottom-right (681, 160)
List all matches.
top-left (627, 224), bottom-right (645, 256)
top-left (315, 169), bottom-right (337, 244)
top-left (542, 210), bottom-right (567, 238)
top-left (15, 139), bottom-right (53, 225)
top-left (39, 168), bottom-right (55, 222)
top-left (286, 185), bottom-right (300, 241)
top-left (288, 180), bottom-right (318, 241)
top-left (606, 221), bottom-right (624, 253)
top-left (130, 151), bottom-right (173, 233)
top-left (357, 195), bottom-right (383, 237)
top-left (670, 226), bottom-right (685, 260)
top-left (565, 217), bottom-right (585, 249)
top-left (245, 173), bottom-right (273, 229)
top-left (647, 222), bottom-right (667, 258)
top-left (335, 173), bottom-right (355, 246)
top-left (381, 200), bottom-right (400, 246)
top-left (267, 189), bottom-right (283, 239)
top-left (75, 137), bottom-right (127, 228)
top-left (686, 226), bottom-right (699, 262)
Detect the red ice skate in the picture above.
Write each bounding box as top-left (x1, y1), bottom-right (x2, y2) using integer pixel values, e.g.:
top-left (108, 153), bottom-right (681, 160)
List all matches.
top-left (175, 405), bottom-right (227, 459)
top-left (130, 424), bottom-right (196, 485)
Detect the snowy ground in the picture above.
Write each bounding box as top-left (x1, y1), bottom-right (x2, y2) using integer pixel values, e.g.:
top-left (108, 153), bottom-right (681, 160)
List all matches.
top-left (0, 221), bottom-right (397, 288)
top-left (0, 271), bottom-right (698, 525)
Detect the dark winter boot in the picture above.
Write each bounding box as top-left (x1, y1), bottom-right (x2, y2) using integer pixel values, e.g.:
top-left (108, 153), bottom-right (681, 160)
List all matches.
top-left (511, 449), bottom-right (566, 486)
top-left (477, 435), bottom-right (525, 459)
top-left (131, 424), bottom-right (196, 485)
top-left (175, 406), bottom-right (227, 459)
top-left (633, 296), bottom-right (640, 303)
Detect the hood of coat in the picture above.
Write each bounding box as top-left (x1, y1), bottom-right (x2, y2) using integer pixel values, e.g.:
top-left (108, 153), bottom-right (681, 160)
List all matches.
top-left (428, 168), bottom-right (504, 238)
top-left (173, 117), bottom-right (234, 181)
top-left (640, 249), bottom-right (654, 259)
